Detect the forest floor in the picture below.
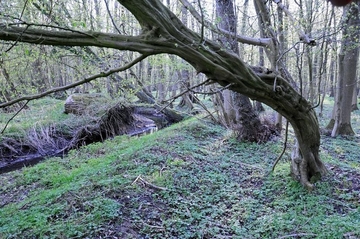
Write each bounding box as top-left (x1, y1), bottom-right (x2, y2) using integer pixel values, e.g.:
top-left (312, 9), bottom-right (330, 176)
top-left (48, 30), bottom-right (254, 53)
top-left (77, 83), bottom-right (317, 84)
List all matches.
top-left (0, 97), bottom-right (359, 238)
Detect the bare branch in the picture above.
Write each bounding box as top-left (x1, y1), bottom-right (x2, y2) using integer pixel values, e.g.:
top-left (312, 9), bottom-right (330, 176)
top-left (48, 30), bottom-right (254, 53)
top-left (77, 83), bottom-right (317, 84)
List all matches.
top-left (0, 54), bottom-right (148, 108)
top-left (278, 233), bottom-right (317, 239)
top-left (1, 100), bottom-right (30, 134)
top-left (20, 0), bottom-right (29, 19)
top-left (268, 120), bottom-right (289, 175)
top-left (104, 0), bottom-right (122, 34)
top-left (160, 79), bottom-right (211, 110)
top-left (272, 0), bottom-right (316, 46)
top-left (132, 175), bottom-right (167, 191)
top-left (179, 0), bottom-right (271, 47)
top-left (7, 21), bottom-right (95, 37)
top-left (197, 0), bottom-right (205, 45)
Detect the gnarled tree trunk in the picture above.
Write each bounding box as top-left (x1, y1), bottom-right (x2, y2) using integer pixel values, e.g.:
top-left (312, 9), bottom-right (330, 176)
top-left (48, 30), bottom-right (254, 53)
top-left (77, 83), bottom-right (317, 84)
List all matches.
top-left (117, 0), bottom-right (327, 189)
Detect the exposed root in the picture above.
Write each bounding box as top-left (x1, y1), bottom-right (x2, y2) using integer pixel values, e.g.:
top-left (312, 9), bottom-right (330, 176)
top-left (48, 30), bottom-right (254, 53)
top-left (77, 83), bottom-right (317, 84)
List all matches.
top-left (268, 121), bottom-right (289, 174)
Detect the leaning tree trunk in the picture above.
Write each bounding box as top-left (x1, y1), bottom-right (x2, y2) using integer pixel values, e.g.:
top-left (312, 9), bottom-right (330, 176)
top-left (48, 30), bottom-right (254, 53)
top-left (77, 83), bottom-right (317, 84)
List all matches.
top-left (117, 0), bottom-right (327, 189)
top-left (0, 0), bottom-right (328, 189)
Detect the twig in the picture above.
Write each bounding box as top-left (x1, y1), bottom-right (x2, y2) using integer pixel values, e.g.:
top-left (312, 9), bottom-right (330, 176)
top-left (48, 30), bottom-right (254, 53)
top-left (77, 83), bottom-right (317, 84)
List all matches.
top-left (4, 24), bottom-right (31, 53)
top-left (7, 21), bottom-right (95, 37)
top-left (197, 0), bottom-right (205, 46)
top-left (159, 79), bottom-right (211, 111)
top-left (132, 175), bottom-right (167, 191)
top-left (278, 233), bottom-right (317, 239)
top-left (191, 93), bottom-right (218, 122)
top-left (272, 0), bottom-right (316, 46)
top-left (104, 0), bottom-right (122, 34)
top-left (1, 100), bottom-right (30, 134)
top-left (268, 120), bottom-right (289, 175)
top-left (161, 80), bottom-right (232, 110)
top-left (190, 83), bottom-right (234, 95)
top-left (179, 0), bottom-right (271, 47)
top-left (229, 155), bottom-right (265, 171)
top-left (140, 220), bottom-right (165, 231)
top-left (20, 0), bottom-right (29, 20)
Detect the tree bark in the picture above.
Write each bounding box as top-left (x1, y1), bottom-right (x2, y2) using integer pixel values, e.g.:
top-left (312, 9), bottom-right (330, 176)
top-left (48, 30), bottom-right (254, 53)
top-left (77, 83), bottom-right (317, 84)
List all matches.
top-left (351, 85), bottom-right (358, 111)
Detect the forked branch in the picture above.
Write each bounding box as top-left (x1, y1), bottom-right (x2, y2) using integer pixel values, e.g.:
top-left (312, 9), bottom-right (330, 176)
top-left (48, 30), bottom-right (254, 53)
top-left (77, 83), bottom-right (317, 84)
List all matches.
top-left (179, 0), bottom-right (272, 47)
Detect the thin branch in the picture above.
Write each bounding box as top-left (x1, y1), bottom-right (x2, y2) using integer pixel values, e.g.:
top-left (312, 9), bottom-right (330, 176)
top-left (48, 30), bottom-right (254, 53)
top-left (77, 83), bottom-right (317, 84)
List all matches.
top-left (272, 0), bottom-right (316, 46)
top-left (0, 54), bottom-right (148, 109)
top-left (139, 220), bottom-right (165, 230)
top-left (197, 0), bottom-right (205, 46)
top-left (268, 120), bottom-right (289, 174)
top-left (1, 100), bottom-right (30, 134)
top-left (179, 0), bottom-right (271, 47)
top-left (160, 79), bottom-right (212, 110)
top-left (0, 13), bottom-right (95, 37)
top-left (158, 80), bottom-right (231, 123)
top-left (104, 0), bottom-right (122, 34)
top-left (185, 82), bottom-right (234, 95)
top-left (20, 0), bottom-right (29, 19)
top-left (278, 233), bottom-right (317, 239)
top-left (191, 93), bottom-right (218, 123)
top-left (4, 25), bottom-right (30, 53)
top-left (309, 93), bottom-right (322, 111)
top-left (8, 21), bottom-right (95, 37)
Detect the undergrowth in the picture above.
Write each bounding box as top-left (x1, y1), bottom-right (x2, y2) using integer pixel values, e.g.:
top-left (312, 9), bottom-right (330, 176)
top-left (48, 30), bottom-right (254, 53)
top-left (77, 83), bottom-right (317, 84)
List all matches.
top-left (0, 97), bottom-right (360, 238)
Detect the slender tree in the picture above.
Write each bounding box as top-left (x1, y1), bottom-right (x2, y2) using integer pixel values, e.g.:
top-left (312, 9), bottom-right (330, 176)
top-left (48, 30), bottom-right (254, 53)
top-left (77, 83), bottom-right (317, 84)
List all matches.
top-left (328, 1), bottom-right (360, 136)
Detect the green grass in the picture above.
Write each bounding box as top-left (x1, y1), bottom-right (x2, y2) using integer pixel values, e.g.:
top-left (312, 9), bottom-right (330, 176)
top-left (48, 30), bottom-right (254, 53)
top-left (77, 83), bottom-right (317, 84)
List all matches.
top-left (0, 98), bottom-right (70, 137)
top-left (1, 101), bottom-right (360, 238)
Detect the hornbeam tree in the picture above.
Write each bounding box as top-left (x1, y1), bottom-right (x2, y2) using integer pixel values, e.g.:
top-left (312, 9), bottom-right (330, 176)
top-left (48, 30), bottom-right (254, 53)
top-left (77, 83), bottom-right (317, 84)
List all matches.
top-left (0, 0), bottom-right (327, 189)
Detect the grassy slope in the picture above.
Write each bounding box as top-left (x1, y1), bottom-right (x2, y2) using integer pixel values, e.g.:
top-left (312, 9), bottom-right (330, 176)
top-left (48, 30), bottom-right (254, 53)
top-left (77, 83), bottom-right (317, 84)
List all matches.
top-left (0, 98), bottom-right (360, 239)
top-left (0, 98), bottom-right (69, 136)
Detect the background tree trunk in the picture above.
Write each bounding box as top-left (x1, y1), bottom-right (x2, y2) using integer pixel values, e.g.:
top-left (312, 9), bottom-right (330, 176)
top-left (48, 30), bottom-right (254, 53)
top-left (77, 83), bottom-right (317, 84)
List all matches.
top-left (178, 5), bottom-right (195, 111)
top-left (331, 2), bottom-right (360, 137)
top-left (215, 0), bottom-right (266, 142)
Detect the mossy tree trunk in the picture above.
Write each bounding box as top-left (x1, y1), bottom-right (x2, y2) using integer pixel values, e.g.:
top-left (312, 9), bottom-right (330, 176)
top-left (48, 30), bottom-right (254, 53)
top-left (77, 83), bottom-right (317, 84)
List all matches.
top-left (0, 0), bottom-right (327, 189)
